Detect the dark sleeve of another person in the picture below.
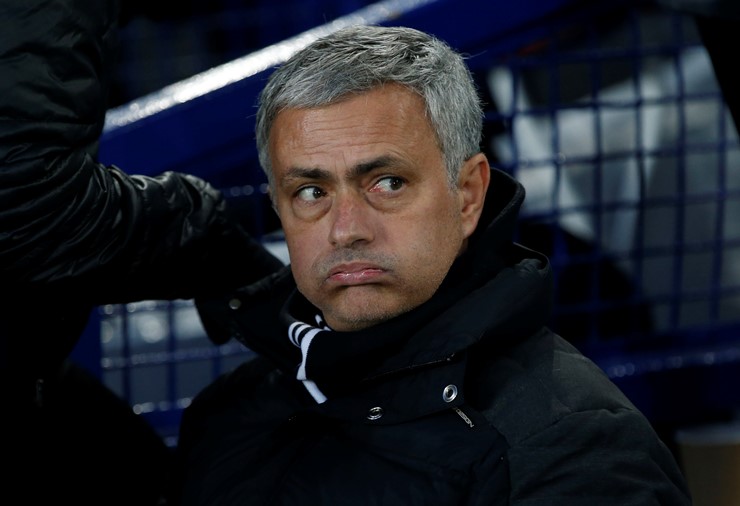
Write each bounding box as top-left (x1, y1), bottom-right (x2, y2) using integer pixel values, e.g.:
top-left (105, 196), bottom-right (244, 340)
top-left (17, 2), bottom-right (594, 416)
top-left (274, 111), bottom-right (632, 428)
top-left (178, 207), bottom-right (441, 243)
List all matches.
top-left (0, 0), bottom-right (283, 306)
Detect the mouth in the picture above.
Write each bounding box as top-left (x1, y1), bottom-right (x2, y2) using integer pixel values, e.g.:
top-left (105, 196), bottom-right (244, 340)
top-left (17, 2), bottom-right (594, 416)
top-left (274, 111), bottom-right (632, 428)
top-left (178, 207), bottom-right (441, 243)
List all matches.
top-left (327, 263), bottom-right (386, 285)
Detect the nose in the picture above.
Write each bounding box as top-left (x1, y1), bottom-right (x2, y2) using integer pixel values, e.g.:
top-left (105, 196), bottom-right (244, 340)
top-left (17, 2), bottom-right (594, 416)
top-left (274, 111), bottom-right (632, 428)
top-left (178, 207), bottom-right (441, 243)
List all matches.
top-left (328, 190), bottom-right (373, 248)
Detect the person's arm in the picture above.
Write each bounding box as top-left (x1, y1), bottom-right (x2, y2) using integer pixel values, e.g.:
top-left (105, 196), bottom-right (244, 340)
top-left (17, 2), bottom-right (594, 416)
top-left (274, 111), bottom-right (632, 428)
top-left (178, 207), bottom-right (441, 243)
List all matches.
top-left (0, 0), bottom-right (282, 302)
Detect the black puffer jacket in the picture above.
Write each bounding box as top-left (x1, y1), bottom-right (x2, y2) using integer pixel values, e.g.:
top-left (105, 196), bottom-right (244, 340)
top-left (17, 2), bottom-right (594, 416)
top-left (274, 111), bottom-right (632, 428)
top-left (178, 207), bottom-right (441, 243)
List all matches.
top-left (175, 169), bottom-right (691, 505)
top-left (0, 0), bottom-right (282, 401)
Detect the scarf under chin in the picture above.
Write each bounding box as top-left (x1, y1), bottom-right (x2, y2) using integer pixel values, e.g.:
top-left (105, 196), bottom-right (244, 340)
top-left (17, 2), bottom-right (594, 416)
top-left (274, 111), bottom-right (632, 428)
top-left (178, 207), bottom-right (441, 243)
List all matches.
top-left (288, 314), bottom-right (332, 403)
top-left (281, 291), bottom-right (417, 403)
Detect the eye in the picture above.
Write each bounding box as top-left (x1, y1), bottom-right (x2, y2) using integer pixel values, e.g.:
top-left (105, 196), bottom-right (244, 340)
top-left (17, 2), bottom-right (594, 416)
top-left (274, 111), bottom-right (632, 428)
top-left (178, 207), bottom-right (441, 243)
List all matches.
top-left (369, 176), bottom-right (405, 193)
top-left (295, 185), bottom-right (326, 202)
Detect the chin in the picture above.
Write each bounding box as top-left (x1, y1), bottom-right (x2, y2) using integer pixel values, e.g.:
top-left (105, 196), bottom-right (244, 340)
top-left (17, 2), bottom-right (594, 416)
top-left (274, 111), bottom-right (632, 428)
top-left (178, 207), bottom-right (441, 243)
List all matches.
top-left (333, 303), bottom-right (412, 332)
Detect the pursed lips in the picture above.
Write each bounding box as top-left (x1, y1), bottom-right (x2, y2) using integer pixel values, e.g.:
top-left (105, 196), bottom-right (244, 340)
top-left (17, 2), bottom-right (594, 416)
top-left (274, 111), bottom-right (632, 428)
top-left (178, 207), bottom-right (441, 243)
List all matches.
top-left (327, 263), bottom-right (386, 285)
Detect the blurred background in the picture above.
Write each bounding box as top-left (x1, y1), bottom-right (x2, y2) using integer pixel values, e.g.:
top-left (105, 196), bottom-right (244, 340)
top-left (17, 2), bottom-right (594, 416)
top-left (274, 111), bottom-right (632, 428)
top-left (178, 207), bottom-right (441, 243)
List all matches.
top-left (71, 0), bottom-right (740, 503)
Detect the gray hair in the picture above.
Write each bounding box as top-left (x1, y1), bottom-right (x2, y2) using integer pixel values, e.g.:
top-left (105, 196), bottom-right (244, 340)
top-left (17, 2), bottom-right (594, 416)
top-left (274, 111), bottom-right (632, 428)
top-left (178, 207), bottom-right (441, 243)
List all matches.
top-left (255, 25), bottom-right (484, 188)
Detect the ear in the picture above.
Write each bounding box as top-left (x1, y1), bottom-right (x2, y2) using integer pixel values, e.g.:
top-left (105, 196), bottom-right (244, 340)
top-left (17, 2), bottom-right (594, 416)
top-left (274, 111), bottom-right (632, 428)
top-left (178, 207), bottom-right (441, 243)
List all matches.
top-left (457, 153), bottom-right (491, 239)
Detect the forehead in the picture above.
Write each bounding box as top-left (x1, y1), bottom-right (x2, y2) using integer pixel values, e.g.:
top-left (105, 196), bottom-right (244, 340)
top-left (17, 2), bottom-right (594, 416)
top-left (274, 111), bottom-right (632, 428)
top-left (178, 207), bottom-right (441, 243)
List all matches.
top-left (268, 84), bottom-right (438, 174)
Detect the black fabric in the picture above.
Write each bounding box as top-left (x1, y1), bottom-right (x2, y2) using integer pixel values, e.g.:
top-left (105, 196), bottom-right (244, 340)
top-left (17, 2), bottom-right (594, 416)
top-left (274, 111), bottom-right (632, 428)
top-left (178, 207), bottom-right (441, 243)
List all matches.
top-left (6, 360), bottom-right (171, 505)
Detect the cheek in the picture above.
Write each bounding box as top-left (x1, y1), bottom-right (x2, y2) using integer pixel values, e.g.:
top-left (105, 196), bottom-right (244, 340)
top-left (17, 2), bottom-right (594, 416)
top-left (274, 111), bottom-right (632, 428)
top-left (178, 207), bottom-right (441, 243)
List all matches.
top-left (424, 194), bottom-right (464, 239)
top-left (284, 226), bottom-right (317, 269)
top-left (425, 205), bottom-right (465, 260)
top-left (286, 233), bottom-right (313, 263)
top-left (400, 206), bottom-right (462, 264)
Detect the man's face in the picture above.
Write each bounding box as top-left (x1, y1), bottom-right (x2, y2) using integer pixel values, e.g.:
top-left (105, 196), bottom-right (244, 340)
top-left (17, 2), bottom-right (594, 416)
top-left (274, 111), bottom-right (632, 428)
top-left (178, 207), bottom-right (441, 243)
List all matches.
top-left (269, 84), bottom-right (487, 331)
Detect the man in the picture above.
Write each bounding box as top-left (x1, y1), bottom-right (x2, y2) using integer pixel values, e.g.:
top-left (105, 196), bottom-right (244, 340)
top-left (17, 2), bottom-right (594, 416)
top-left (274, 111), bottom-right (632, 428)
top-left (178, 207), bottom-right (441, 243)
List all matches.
top-left (0, 1), bottom-right (281, 504)
top-left (170, 25), bottom-right (691, 505)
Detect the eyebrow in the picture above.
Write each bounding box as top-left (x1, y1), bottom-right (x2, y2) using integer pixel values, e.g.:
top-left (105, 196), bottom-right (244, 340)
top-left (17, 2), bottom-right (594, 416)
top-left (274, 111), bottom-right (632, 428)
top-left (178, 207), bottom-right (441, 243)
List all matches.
top-left (350, 155), bottom-right (395, 178)
top-left (280, 155), bottom-right (396, 187)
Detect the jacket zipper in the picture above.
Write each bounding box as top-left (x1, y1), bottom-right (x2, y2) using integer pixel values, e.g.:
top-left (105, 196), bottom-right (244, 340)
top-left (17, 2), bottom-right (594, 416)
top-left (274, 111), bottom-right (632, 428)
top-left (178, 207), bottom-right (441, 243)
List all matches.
top-left (452, 406), bottom-right (475, 428)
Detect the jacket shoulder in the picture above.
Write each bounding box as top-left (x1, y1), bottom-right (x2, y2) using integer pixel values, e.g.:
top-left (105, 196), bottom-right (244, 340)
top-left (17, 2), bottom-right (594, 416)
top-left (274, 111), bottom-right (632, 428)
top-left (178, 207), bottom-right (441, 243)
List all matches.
top-left (471, 327), bottom-right (637, 443)
top-left (466, 327), bottom-right (691, 504)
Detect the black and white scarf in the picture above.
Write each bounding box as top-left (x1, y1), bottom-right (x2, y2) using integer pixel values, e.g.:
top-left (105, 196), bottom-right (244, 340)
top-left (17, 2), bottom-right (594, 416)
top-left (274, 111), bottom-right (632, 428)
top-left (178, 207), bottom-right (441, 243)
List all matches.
top-left (288, 314), bottom-right (332, 403)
